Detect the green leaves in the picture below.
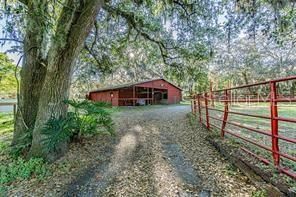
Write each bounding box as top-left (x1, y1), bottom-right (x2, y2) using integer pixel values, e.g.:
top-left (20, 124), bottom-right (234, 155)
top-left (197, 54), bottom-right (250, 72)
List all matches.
top-left (41, 116), bottom-right (74, 153)
top-left (0, 53), bottom-right (17, 98)
top-left (41, 100), bottom-right (114, 153)
top-left (66, 99), bottom-right (114, 136)
top-left (0, 158), bottom-right (47, 184)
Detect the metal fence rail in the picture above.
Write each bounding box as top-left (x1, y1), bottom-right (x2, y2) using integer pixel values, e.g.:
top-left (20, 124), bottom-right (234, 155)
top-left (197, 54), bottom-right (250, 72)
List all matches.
top-left (191, 76), bottom-right (296, 179)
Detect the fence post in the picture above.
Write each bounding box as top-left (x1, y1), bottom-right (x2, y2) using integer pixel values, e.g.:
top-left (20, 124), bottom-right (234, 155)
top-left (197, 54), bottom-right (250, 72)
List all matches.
top-left (205, 92), bottom-right (210, 129)
top-left (221, 90), bottom-right (229, 138)
top-left (197, 95), bottom-right (202, 123)
top-left (13, 104), bottom-right (16, 121)
top-left (270, 82), bottom-right (280, 166)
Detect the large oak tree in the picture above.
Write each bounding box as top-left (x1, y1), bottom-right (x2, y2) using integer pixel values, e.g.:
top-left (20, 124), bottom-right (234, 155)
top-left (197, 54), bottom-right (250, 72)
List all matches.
top-left (12, 0), bottom-right (104, 160)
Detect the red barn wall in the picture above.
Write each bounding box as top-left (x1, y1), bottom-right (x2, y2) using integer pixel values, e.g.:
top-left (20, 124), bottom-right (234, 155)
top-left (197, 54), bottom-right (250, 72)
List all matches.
top-left (89, 79), bottom-right (181, 106)
top-left (167, 86), bottom-right (182, 104)
top-left (119, 88), bottom-right (133, 98)
top-left (136, 79), bottom-right (169, 89)
top-left (136, 79), bottom-right (182, 104)
top-left (89, 90), bottom-right (119, 106)
top-left (118, 88), bottom-right (134, 106)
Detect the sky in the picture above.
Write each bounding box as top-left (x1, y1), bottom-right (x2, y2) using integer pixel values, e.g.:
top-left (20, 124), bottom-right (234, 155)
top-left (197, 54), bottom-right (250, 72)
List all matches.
top-left (0, 19), bottom-right (21, 64)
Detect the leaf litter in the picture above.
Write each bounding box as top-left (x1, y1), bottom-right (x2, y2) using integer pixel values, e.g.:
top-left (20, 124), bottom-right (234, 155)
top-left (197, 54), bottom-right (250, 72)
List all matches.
top-left (7, 105), bottom-right (257, 196)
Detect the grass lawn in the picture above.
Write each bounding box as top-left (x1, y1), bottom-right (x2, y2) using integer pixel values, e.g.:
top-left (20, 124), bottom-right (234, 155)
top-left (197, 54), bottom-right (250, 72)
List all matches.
top-left (0, 112), bottom-right (14, 165)
top-left (0, 113), bottom-right (13, 135)
top-left (0, 113), bottom-right (14, 150)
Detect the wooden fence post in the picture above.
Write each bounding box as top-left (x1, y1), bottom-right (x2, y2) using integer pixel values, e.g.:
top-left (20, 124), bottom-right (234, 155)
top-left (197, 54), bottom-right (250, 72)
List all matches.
top-left (13, 104), bottom-right (16, 120)
top-left (270, 82), bottom-right (280, 166)
top-left (221, 90), bottom-right (229, 138)
top-left (205, 92), bottom-right (210, 129)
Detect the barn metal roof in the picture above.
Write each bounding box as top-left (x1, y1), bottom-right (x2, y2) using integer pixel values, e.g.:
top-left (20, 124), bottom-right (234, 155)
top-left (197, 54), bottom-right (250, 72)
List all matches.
top-left (89, 78), bottom-right (182, 93)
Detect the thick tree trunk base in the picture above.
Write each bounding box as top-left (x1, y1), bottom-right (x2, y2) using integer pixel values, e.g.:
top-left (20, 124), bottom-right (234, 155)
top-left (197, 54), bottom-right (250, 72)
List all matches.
top-left (28, 141), bottom-right (69, 162)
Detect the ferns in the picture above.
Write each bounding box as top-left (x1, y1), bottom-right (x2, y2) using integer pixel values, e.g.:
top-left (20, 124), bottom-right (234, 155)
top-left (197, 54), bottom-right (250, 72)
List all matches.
top-left (41, 116), bottom-right (74, 153)
top-left (41, 100), bottom-right (114, 152)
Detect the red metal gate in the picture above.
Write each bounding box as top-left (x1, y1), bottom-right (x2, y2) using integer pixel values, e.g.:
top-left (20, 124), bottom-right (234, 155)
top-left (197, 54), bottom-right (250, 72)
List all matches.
top-left (192, 76), bottom-right (296, 179)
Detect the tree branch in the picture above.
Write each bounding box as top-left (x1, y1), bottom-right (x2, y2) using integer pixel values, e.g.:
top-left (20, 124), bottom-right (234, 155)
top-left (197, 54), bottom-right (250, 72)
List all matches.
top-left (0, 38), bottom-right (24, 44)
top-left (18, 0), bottom-right (28, 6)
top-left (91, 21), bottom-right (99, 51)
top-left (172, 0), bottom-right (190, 16)
top-left (84, 43), bottom-right (102, 67)
top-left (103, 5), bottom-right (178, 65)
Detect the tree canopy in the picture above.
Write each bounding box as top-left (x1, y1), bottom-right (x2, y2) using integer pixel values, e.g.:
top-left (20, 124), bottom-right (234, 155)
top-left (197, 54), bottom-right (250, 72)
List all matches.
top-left (2, 1), bottom-right (295, 95)
top-left (0, 0), bottom-right (295, 160)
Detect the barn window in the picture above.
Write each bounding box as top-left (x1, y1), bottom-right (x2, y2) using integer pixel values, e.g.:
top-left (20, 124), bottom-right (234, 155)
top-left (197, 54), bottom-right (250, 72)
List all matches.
top-left (162, 92), bottom-right (168, 99)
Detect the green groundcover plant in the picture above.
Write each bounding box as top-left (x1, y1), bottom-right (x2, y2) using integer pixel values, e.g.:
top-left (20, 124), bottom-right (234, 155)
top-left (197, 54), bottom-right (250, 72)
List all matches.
top-left (0, 158), bottom-right (47, 184)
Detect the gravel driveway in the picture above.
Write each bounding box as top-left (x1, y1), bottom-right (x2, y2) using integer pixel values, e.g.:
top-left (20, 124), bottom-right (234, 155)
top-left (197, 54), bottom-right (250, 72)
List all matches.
top-left (62, 105), bottom-right (256, 196)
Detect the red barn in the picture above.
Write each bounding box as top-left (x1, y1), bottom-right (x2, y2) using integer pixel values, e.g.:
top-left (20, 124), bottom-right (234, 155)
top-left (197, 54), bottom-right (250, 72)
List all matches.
top-left (88, 78), bottom-right (182, 106)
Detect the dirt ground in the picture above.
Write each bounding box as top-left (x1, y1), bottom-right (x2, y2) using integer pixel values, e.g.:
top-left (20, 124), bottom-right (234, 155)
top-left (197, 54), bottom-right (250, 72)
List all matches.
top-left (9, 105), bottom-right (257, 196)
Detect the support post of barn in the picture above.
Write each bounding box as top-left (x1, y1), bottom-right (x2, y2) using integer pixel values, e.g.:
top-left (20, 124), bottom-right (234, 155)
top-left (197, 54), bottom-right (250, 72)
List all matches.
top-left (133, 86), bottom-right (136, 106)
top-left (147, 88), bottom-right (149, 105)
top-left (270, 82), bottom-right (280, 166)
top-left (152, 88), bottom-right (154, 105)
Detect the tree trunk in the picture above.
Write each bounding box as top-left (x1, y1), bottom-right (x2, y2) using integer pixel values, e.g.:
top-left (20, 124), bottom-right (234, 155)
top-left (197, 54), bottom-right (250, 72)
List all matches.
top-left (12, 1), bottom-right (48, 149)
top-left (29, 0), bottom-right (104, 161)
top-left (291, 82), bottom-right (296, 98)
top-left (242, 70), bottom-right (253, 95)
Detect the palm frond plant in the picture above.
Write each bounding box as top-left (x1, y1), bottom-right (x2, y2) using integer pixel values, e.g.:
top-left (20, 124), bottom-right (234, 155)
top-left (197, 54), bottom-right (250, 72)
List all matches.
top-left (41, 100), bottom-right (114, 152)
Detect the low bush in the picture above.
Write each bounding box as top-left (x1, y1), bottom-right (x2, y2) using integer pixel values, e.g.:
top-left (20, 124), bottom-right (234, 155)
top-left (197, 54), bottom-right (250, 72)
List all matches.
top-left (41, 100), bottom-right (114, 153)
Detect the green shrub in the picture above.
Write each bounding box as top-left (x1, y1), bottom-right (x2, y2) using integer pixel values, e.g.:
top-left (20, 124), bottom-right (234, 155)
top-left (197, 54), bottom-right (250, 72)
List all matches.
top-left (252, 189), bottom-right (267, 197)
top-left (67, 100), bottom-right (114, 135)
top-left (0, 158), bottom-right (47, 184)
top-left (41, 100), bottom-right (114, 152)
top-left (41, 116), bottom-right (75, 153)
